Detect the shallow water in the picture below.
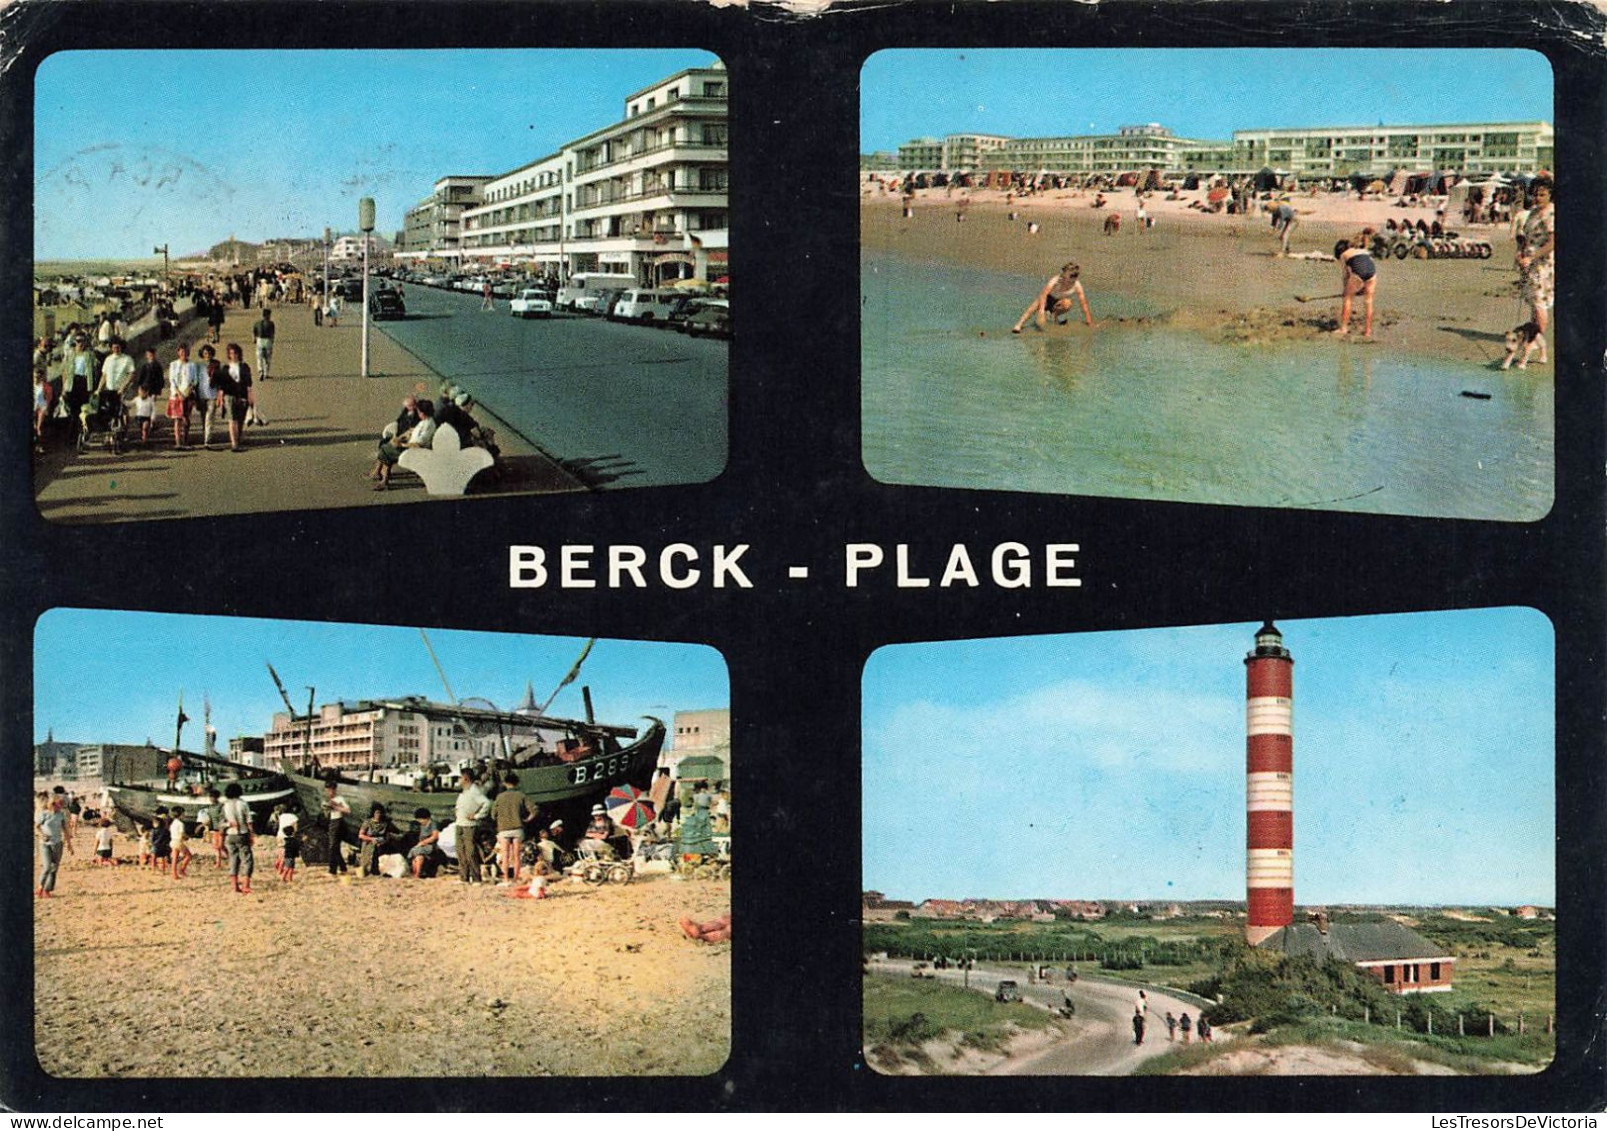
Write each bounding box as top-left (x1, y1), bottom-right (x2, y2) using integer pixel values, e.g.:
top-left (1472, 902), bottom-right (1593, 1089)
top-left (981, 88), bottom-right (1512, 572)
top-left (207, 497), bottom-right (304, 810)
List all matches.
top-left (862, 253), bottom-right (1553, 521)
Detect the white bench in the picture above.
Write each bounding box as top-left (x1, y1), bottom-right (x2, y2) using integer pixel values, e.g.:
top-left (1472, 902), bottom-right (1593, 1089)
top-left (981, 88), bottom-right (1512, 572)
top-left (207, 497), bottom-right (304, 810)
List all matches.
top-left (397, 423), bottom-right (493, 496)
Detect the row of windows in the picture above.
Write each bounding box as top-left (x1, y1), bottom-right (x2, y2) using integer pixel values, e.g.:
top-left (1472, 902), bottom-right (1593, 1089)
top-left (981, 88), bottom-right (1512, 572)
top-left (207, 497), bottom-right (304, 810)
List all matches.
top-left (1381, 961), bottom-right (1443, 984)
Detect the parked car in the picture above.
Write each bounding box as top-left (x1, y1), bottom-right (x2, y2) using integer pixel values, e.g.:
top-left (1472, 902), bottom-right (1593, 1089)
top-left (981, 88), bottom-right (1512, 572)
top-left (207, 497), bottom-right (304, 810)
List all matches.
top-left (491, 280), bottom-right (517, 299)
top-left (510, 288), bottom-right (554, 319)
top-left (667, 295), bottom-right (712, 332)
top-left (335, 278), bottom-right (364, 301)
top-left (683, 298), bottom-right (730, 339)
top-left (368, 289), bottom-right (406, 320)
top-left (611, 288), bottom-right (681, 323)
top-left (600, 290), bottom-right (628, 319)
top-left (910, 963), bottom-right (935, 980)
top-left (994, 980), bottom-right (1022, 1003)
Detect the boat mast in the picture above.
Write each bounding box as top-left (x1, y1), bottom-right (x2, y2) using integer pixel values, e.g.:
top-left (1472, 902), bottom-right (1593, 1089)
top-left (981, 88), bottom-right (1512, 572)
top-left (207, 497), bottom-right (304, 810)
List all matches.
top-left (174, 691), bottom-right (189, 755)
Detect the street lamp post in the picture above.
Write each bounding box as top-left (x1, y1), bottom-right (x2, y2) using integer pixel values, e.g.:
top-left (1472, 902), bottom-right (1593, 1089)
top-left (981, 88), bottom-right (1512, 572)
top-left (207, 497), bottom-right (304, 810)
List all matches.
top-left (322, 227), bottom-right (331, 325)
top-left (359, 197), bottom-right (375, 377)
top-left (152, 244), bottom-right (169, 285)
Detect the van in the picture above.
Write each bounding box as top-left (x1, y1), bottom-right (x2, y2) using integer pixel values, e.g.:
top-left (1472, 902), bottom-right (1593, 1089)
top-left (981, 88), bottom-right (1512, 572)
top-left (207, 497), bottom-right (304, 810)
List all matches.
top-left (557, 273), bottom-right (632, 313)
top-left (611, 289), bottom-right (680, 323)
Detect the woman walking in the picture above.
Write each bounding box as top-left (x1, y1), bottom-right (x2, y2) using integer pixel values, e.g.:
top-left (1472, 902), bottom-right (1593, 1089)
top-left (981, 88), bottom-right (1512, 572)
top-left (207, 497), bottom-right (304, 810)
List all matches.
top-left (217, 342), bottom-right (253, 451)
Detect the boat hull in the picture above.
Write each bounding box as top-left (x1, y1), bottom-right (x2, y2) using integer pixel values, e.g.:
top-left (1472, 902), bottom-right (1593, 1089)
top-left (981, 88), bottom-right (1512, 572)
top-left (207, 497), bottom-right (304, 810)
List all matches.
top-left (284, 719), bottom-right (666, 844)
top-left (108, 778), bottom-right (295, 835)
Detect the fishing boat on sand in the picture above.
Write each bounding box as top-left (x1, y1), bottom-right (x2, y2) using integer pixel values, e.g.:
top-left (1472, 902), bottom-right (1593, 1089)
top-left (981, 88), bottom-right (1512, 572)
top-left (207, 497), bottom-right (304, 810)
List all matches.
top-left (105, 747), bottom-right (295, 835)
top-left (282, 705), bottom-right (666, 843)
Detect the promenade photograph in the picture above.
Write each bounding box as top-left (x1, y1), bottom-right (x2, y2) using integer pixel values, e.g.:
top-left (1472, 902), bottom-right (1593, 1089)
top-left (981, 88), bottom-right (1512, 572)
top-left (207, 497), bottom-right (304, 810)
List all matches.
top-left (861, 611), bottom-right (1556, 1075)
top-left (33, 48), bottom-right (730, 523)
top-left (861, 49), bottom-right (1554, 521)
top-left (33, 612), bottom-right (732, 1076)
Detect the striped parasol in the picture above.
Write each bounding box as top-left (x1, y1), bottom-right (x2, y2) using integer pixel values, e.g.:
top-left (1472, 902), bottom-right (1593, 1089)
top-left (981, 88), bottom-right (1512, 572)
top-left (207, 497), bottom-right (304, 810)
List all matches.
top-left (605, 784), bottom-right (656, 829)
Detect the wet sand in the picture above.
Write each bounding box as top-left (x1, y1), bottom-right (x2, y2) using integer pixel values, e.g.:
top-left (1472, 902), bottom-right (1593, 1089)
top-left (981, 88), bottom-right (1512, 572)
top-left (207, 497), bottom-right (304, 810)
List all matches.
top-left (863, 191), bottom-right (1536, 364)
top-left (34, 845), bottom-right (729, 1077)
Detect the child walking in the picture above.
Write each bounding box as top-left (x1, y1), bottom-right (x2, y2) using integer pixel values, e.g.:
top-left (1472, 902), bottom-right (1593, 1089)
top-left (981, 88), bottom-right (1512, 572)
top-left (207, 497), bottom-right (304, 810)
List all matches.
top-left (280, 822), bottom-right (301, 884)
top-left (149, 807), bottom-right (172, 873)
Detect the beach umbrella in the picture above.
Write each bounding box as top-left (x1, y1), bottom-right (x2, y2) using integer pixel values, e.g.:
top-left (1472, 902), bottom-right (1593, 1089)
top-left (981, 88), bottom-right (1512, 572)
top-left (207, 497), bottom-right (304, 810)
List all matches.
top-left (1207, 187), bottom-right (1229, 204)
top-left (605, 785), bottom-right (656, 829)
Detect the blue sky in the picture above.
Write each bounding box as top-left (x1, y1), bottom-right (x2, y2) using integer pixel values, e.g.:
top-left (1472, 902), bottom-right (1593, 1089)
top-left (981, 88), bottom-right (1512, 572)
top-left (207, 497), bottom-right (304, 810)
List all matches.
top-left (863, 609), bottom-right (1555, 907)
top-left (35, 48), bottom-right (718, 260)
top-left (35, 610), bottom-right (727, 752)
top-left (862, 49), bottom-right (1554, 152)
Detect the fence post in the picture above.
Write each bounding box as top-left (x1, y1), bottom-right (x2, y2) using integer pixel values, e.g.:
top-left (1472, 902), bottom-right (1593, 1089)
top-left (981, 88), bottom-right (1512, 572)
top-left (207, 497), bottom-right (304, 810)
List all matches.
top-left (1396, 1010), bottom-right (1401, 1030)
top-left (1364, 1006), bottom-right (1370, 1026)
top-left (1427, 1012), bottom-right (1433, 1036)
top-left (1519, 1012), bottom-right (1525, 1035)
top-left (1488, 1013), bottom-right (1494, 1038)
top-left (1546, 1014), bottom-right (1553, 1035)
top-left (1458, 1014), bottom-right (1464, 1037)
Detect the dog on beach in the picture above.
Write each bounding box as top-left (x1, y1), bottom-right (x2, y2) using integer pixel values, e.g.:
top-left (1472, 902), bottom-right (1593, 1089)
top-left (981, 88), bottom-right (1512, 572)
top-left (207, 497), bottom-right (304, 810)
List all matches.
top-left (1103, 212), bottom-right (1121, 235)
top-left (1500, 321), bottom-right (1547, 370)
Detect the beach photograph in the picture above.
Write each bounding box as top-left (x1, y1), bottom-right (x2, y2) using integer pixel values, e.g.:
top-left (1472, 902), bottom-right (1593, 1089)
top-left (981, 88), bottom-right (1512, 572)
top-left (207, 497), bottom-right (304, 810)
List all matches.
top-left (32, 612), bottom-right (732, 1077)
top-left (861, 610), bottom-right (1556, 1076)
top-left (33, 48), bottom-right (730, 523)
top-left (861, 49), bottom-right (1554, 520)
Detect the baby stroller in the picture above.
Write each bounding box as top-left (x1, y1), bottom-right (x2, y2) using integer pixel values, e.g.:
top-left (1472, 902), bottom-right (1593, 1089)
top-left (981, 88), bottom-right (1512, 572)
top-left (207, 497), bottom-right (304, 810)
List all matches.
top-left (76, 392), bottom-right (126, 454)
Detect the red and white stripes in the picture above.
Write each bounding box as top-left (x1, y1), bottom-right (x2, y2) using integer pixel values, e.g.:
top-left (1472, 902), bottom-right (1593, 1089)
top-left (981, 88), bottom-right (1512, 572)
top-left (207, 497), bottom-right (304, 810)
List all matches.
top-left (1245, 622), bottom-right (1294, 945)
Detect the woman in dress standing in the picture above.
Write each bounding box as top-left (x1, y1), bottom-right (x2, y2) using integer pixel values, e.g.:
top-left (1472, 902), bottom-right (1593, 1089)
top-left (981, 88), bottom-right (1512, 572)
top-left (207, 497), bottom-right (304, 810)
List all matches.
top-left (1516, 176), bottom-right (1555, 356)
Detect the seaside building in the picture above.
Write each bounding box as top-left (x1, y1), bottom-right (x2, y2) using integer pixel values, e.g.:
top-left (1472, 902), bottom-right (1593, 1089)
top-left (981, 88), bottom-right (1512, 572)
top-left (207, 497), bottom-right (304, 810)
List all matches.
top-left (397, 175), bottom-right (495, 261)
top-left (34, 731), bottom-right (83, 777)
top-left (891, 120), bottom-right (1554, 179)
top-left (263, 696), bottom-right (577, 773)
top-left (1256, 916), bottom-right (1456, 994)
top-left (665, 707), bottom-right (730, 783)
top-left (430, 63), bottom-right (730, 285)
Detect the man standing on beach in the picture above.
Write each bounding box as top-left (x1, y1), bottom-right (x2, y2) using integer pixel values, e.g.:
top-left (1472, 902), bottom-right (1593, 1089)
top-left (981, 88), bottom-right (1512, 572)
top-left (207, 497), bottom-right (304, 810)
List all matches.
top-left (252, 308), bottom-right (275, 380)
top-left (454, 769), bottom-right (492, 883)
top-left (322, 780), bottom-right (351, 876)
top-left (1270, 201), bottom-right (1298, 257)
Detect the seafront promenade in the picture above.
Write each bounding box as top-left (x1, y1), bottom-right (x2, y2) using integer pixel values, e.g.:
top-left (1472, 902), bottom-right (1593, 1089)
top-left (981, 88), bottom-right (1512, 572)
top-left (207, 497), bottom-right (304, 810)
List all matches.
top-left (34, 301), bottom-right (585, 524)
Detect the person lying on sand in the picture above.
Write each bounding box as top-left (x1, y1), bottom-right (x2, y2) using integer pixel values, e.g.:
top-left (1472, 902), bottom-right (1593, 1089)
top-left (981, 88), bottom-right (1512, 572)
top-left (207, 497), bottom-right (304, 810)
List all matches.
top-left (680, 912), bottom-right (731, 943)
top-left (1012, 262), bottom-right (1094, 334)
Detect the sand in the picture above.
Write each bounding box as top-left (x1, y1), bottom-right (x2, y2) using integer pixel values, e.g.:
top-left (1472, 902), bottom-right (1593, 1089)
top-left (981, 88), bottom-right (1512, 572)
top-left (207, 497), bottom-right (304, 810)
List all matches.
top-left (33, 844), bottom-right (730, 1078)
top-left (863, 188), bottom-right (1538, 365)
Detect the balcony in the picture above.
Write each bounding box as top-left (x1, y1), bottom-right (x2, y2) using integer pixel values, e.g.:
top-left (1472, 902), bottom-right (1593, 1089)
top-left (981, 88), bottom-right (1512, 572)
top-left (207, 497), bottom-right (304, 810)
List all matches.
top-left (573, 139), bottom-right (728, 176)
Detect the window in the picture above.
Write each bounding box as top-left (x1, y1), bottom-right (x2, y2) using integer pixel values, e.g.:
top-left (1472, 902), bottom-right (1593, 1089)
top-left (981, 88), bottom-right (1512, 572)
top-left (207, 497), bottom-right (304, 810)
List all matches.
top-left (1430, 962), bottom-right (1441, 980)
top-left (1383, 965), bottom-right (1394, 983)
top-left (703, 81), bottom-right (725, 97)
top-left (702, 124), bottom-right (729, 146)
top-left (699, 168), bottom-right (729, 191)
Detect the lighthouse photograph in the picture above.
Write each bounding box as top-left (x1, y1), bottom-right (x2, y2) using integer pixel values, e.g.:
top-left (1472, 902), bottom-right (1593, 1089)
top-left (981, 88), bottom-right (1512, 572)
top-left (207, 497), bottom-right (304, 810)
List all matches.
top-left (860, 609), bottom-right (1556, 1076)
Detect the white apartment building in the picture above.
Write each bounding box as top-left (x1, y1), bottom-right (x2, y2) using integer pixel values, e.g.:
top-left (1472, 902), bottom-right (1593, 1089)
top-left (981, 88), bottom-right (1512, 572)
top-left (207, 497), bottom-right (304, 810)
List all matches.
top-left (1230, 121), bottom-right (1553, 177)
top-left (452, 62), bottom-right (730, 285)
top-left (896, 120), bottom-right (1554, 179)
top-left (263, 696), bottom-right (564, 773)
top-left (398, 175), bottom-right (494, 260)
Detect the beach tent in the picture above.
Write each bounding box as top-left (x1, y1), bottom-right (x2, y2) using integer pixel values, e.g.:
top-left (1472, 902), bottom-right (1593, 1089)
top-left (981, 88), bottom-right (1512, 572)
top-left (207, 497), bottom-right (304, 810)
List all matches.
top-left (1387, 168), bottom-right (1409, 195)
top-left (1182, 174), bottom-right (1201, 190)
top-left (1253, 166), bottom-right (1281, 192)
top-left (1445, 180), bottom-right (1473, 217)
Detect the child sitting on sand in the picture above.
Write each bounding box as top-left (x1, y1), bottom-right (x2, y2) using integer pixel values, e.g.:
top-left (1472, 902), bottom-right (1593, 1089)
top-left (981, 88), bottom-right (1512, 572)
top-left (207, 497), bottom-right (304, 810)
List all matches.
top-left (94, 818), bottom-right (115, 866)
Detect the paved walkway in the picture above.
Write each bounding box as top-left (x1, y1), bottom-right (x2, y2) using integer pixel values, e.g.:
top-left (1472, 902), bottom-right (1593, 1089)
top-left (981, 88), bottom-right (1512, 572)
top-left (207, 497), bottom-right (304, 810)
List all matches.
top-left (34, 302), bottom-right (584, 524)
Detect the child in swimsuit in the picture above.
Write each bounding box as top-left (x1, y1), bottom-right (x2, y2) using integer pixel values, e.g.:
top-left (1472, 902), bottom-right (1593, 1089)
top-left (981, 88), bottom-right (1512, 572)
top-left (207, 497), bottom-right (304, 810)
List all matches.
top-left (1333, 240), bottom-right (1378, 340)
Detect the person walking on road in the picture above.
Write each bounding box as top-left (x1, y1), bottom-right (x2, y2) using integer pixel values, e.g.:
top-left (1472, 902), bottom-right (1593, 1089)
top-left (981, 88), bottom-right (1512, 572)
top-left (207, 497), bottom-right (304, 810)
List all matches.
top-left (1179, 1011), bottom-right (1193, 1044)
top-left (481, 280), bottom-right (494, 312)
top-left (252, 307), bottom-right (276, 380)
top-left (1131, 1009), bottom-right (1146, 1045)
top-left (1165, 1011), bottom-right (1178, 1041)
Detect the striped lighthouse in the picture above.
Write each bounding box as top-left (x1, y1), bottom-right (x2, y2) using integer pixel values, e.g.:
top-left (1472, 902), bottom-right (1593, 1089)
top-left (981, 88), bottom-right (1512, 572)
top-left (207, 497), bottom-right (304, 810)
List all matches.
top-left (1245, 621), bottom-right (1294, 946)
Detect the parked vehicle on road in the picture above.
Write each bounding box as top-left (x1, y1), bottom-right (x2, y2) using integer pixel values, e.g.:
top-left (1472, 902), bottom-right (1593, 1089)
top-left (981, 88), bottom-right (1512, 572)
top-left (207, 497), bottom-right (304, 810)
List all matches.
top-left (611, 289), bottom-right (681, 324)
top-left (995, 980), bottom-right (1022, 1003)
top-left (910, 963), bottom-right (935, 979)
top-left (667, 296), bottom-right (712, 332)
top-left (510, 288), bottom-right (554, 319)
top-left (684, 299), bottom-right (731, 339)
top-left (557, 272), bottom-right (633, 313)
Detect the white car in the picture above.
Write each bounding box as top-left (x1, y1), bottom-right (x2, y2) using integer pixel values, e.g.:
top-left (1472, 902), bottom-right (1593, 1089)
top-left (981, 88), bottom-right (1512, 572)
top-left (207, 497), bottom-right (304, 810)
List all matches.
top-left (510, 289), bottom-right (554, 318)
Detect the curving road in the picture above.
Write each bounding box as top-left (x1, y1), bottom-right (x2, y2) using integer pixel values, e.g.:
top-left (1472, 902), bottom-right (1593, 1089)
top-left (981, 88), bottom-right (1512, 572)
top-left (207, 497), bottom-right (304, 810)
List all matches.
top-left (869, 958), bottom-right (1222, 1075)
top-left (374, 283), bottom-right (728, 489)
